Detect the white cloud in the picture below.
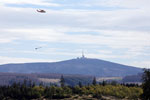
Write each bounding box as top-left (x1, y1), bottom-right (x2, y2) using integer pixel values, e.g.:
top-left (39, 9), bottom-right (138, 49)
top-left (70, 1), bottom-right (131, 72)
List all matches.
top-left (0, 0), bottom-right (150, 68)
top-left (131, 61), bottom-right (150, 68)
top-left (0, 56), bottom-right (55, 65)
top-left (5, 28), bottom-right (150, 50)
top-left (0, 38), bottom-right (15, 43)
top-left (97, 50), bottom-right (112, 54)
top-left (83, 0), bottom-right (150, 9)
top-left (0, 0), bottom-right (60, 7)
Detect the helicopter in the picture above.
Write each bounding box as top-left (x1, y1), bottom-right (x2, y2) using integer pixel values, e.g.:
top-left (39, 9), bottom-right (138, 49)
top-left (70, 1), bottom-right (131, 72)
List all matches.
top-left (37, 9), bottom-right (46, 13)
top-left (35, 47), bottom-right (42, 50)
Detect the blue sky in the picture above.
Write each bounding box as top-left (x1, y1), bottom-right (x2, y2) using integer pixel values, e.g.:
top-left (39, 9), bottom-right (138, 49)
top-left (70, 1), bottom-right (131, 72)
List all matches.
top-left (0, 0), bottom-right (150, 68)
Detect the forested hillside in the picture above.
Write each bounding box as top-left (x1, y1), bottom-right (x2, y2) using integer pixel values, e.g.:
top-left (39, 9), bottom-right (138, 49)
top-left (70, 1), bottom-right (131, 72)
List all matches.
top-left (122, 73), bottom-right (142, 83)
top-left (0, 73), bottom-right (93, 86)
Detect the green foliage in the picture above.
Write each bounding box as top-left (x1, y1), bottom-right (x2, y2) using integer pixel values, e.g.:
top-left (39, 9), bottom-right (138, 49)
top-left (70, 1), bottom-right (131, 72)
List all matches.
top-left (0, 79), bottom-right (143, 100)
top-left (0, 82), bottom-right (42, 100)
top-left (73, 84), bottom-right (142, 99)
top-left (73, 86), bottom-right (82, 95)
top-left (44, 86), bottom-right (72, 99)
top-left (33, 86), bottom-right (44, 96)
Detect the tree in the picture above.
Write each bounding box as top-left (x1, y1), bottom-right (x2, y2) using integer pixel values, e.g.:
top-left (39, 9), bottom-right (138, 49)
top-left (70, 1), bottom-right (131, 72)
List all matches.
top-left (141, 69), bottom-right (150, 100)
top-left (60, 75), bottom-right (65, 87)
top-left (92, 77), bottom-right (97, 85)
top-left (78, 81), bottom-right (82, 88)
top-left (102, 80), bottom-right (106, 86)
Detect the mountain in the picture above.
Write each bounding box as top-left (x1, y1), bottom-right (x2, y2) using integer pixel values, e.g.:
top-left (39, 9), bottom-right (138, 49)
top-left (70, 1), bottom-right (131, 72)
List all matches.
top-left (0, 57), bottom-right (142, 77)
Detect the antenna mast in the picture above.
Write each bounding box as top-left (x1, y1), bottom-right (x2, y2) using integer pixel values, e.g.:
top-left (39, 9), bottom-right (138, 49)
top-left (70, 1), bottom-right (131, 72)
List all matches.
top-left (82, 50), bottom-right (85, 58)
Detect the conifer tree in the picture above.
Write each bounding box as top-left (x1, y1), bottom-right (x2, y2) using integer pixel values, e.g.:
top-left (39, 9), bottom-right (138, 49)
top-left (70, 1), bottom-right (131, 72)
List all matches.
top-left (60, 75), bottom-right (65, 87)
top-left (92, 77), bottom-right (97, 85)
top-left (141, 69), bottom-right (150, 100)
top-left (78, 81), bottom-right (82, 88)
top-left (102, 80), bottom-right (106, 86)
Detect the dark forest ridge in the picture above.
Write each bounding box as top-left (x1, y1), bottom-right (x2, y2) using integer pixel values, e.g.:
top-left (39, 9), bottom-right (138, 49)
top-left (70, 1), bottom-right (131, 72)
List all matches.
top-left (0, 57), bottom-right (142, 77)
top-left (0, 72), bottom-right (93, 86)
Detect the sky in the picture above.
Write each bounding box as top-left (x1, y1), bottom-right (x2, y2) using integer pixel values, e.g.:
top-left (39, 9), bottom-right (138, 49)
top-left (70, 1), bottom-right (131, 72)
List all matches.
top-left (0, 0), bottom-right (150, 68)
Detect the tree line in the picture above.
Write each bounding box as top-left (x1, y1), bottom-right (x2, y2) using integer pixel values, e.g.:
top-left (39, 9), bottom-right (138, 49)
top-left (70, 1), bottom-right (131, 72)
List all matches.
top-left (0, 68), bottom-right (150, 100)
top-left (0, 75), bottom-right (143, 100)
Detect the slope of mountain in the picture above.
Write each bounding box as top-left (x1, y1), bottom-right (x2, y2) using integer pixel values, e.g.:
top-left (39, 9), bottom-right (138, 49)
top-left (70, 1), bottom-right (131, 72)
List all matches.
top-left (0, 57), bottom-right (142, 77)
